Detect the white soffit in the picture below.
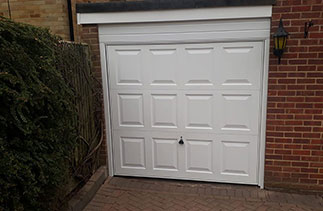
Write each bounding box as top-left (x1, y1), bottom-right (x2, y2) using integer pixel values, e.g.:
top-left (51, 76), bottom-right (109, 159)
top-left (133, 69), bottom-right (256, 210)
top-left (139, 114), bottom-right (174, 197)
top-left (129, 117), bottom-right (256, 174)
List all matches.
top-left (77, 6), bottom-right (272, 25)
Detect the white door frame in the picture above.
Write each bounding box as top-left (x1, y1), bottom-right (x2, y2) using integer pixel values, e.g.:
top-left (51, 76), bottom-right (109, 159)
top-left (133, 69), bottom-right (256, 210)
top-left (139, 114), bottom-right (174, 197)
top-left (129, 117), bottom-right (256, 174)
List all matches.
top-left (84, 6), bottom-right (272, 188)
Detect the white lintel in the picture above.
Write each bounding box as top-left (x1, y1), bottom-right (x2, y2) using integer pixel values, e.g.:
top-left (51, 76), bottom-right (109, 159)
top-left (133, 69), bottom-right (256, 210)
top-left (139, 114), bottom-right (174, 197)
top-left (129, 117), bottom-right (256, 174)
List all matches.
top-left (77, 6), bottom-right (272, 25)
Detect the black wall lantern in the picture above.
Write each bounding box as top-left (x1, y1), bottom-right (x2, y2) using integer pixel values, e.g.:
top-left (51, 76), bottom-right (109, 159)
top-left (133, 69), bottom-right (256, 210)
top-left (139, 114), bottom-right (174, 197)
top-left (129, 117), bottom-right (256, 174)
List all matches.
top-left (273, 19), bottom-right (289, 64)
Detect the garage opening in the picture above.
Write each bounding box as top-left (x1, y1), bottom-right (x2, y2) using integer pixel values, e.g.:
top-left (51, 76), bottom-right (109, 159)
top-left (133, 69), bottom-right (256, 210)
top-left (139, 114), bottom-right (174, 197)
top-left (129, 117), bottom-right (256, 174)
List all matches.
top-left (77, 4), bottom-right (272, 187)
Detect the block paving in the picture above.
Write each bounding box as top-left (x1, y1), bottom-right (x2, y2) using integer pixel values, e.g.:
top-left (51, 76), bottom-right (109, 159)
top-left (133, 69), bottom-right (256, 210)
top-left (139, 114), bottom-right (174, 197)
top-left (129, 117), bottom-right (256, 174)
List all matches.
top-left (84, 177), bottom-right (323, 211)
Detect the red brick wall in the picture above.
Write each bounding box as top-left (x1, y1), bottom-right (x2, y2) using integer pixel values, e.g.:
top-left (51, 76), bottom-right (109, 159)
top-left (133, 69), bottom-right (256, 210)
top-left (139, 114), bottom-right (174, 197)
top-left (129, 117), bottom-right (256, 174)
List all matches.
top-left (0, 0), bottom-right (71, 40)
top-left (265, 0), bottom-right (323, 192)
top-left (77, 0), bottom-right (323, 192)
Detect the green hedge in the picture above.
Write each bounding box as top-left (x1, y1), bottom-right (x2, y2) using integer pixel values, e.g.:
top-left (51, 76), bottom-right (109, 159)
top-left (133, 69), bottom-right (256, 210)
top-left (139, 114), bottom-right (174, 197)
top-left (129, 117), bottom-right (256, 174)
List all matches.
top-left (0, 17), bottom-right (77, 210)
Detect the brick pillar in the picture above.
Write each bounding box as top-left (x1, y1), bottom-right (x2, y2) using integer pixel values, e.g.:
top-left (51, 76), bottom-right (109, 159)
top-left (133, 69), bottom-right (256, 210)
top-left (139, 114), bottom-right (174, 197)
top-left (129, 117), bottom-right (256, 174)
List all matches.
top-left (79, 24), bottom-right (108, 168)
top-left (265, 0), bottom-right (323, 193)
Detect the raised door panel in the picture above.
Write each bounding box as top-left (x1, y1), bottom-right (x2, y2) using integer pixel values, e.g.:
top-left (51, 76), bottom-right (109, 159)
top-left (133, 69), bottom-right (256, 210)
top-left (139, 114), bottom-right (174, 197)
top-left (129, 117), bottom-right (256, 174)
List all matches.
top-left (181, 45), bottom-right (216, 89)
top-left (185, 139), bottom-right (213, 174)
top-left (108, 46), bottom-right (145, 89)
top-left (151, 94), bottom-right (178, 129)
top-left (146, 46), bottom-right (179, 88)
top-left (152, 138), bottom-right (179, 171)
top-left (215, 91), bottom-right (260, 135)
top-left (184, 93), bottom-right (214, 130)
top-left (121, 137), bottom-right (146, 169)
top-left (111, 92), bottom-right (145, 129)
top-left (215, 42), bottom-right (263, 90)
top-left (113, 132), bottom-right (148, 175)
top-left (216, 135), bottom-right (257, 184)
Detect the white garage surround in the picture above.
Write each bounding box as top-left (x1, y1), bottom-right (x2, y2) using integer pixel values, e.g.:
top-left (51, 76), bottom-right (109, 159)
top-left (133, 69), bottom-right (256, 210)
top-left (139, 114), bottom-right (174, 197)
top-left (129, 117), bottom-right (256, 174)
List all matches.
top-left (78, 6), bottom-right (272, 188)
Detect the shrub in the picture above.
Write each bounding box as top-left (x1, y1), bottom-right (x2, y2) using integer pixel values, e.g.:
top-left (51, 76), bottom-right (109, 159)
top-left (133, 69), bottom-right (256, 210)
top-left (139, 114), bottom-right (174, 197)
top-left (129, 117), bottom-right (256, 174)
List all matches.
top-left (0, 17), bottom-right (76, 210)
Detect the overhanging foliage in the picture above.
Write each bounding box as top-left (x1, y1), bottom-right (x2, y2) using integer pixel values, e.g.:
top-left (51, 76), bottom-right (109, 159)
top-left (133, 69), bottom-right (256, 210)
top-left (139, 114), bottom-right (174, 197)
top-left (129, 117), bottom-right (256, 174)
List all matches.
top-left (0, 17), bottom-right (77, 210)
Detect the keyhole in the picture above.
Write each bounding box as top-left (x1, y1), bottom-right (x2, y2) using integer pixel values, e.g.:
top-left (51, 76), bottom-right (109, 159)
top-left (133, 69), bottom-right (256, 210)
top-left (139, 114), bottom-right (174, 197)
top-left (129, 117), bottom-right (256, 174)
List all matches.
top-left (179, 136), bottom-right (184, 145)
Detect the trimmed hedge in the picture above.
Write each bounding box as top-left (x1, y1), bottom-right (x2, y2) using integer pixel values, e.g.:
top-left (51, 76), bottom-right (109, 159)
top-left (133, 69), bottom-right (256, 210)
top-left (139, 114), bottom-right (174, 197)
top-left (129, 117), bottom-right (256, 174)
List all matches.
top-left (0, 17), bottom-right (77, 210)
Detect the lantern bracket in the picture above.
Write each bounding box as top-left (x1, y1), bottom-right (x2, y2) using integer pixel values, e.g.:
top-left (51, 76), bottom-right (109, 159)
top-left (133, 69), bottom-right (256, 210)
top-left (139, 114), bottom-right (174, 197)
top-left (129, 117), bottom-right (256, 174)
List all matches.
top-left (304, 20), bottom-right (314, 38)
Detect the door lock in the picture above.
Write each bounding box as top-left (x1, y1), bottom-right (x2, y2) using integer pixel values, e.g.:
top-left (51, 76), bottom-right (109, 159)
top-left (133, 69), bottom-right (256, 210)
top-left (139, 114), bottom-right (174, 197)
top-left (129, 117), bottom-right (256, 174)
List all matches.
top-left (179, 136), bottom-right (184, 145)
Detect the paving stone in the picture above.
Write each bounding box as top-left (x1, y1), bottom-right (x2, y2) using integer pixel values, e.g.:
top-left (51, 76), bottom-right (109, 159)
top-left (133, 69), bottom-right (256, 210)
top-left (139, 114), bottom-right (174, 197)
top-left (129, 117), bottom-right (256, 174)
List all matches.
top-left (83, 177), bottom-right (323, 211)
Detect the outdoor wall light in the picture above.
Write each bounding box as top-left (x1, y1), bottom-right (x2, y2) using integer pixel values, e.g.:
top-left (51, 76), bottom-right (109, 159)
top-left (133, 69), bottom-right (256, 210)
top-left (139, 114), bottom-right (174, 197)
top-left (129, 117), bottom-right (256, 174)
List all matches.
top-left (273, 19), bottom-right (289, 64)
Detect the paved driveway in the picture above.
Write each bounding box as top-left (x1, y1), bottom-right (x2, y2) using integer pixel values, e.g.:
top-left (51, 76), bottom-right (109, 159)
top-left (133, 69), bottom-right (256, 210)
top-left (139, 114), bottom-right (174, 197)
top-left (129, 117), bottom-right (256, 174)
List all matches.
top-left (84, 177), bottom-right (322, 211)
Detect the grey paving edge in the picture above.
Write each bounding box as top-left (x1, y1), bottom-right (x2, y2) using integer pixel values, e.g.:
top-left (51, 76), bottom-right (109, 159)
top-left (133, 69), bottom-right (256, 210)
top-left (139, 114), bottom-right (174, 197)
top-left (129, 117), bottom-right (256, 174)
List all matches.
top-left (68, 166), bottom-right (108, 211)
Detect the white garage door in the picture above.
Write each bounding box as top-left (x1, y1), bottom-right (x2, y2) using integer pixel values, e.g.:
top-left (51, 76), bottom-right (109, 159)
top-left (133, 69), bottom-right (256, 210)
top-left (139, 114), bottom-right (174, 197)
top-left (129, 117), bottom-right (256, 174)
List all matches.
top-left (108, 41), bottom-right (263, 184)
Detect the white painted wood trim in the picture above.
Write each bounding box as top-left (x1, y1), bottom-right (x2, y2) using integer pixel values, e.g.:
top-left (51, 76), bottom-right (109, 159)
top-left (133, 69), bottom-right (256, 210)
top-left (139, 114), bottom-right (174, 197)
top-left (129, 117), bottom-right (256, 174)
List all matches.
top-left (258, 38), bottom-right (270, 189)
top-left (98, 18), bottom-right (271, 45)
top-left (77, 6), bottom-right (272, 25)
top-left (100, 43), bottom-right (114, 176)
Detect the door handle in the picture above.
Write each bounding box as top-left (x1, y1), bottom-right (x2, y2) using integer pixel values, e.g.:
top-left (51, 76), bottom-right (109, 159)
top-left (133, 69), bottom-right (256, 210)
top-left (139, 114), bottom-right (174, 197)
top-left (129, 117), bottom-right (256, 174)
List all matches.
top-left (179, 136), bottom-right (184, 145)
